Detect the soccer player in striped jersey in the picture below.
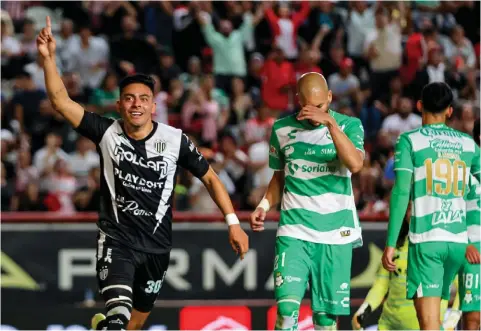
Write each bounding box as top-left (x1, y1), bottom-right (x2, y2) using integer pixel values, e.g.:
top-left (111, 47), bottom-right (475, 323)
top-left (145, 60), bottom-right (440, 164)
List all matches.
top-left (382, 82), bottom-right (481, 330)
top-left (455, 117), bottom-right (480, 330)
top-left (250, 72), bottom-right (365, 330)
top-left (353, 204), bottom-right (459, 330)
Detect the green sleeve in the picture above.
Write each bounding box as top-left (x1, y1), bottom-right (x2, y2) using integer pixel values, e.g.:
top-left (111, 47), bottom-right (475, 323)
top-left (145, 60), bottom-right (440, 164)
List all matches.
top-left (472, 143), bottom-right (481, 182)
top-left (393, 134), bottom-right (414, 172)
top-left (201, 23), bottom-right (222, 48)
top-left (387, 135), bottom-right (414, 247)
top-left (239, 13), bottom-right (253, 42)
top-left (345, 118), bottom-right (365, 155)
top-left (269, 126), bottom-right (284, 171)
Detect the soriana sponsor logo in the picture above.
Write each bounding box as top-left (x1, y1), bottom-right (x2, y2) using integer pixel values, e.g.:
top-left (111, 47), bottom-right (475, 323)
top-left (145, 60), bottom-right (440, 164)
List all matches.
top-left (267, 305), bottom-right (314, 330)
top-left (180, 306), bottom-right (251, 330)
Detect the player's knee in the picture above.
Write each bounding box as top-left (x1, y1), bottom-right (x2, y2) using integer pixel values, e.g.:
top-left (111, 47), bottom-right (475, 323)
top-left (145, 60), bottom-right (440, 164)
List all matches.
top-left (276, 299), bottom-right (301, 330)
top-left (313, 312), bottom-right (337, 330)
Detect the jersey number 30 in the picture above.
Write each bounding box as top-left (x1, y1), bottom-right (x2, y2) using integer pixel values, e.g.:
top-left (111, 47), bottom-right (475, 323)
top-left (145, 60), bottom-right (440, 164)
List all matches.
top-left (425, 158), bottom-right (467, 196)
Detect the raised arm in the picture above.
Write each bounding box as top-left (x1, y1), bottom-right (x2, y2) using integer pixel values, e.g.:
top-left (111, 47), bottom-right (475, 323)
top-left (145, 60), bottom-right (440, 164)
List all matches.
top-left (37, 16), bottom-right (84, 128)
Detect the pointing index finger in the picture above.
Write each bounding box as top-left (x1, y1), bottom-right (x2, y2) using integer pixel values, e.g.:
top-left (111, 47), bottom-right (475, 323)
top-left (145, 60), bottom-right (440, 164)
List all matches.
top-left (46, 16), bottom-right (51, 34)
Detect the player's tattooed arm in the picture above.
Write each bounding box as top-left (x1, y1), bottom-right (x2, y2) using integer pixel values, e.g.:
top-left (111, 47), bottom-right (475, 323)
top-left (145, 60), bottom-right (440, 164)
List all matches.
top-left (37, 16), bottom-right (84, 128)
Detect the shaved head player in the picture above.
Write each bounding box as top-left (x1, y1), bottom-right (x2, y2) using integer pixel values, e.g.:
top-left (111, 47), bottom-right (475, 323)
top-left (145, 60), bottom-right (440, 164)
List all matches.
top-left (250, 72), bottom-right (365, 330)
top-left (36, 17), bottom-right (249, 330)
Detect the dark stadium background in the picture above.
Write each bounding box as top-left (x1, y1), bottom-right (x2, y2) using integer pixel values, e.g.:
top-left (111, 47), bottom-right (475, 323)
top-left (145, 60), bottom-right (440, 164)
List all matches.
top-left (1, 1), bottom-right (479, 330)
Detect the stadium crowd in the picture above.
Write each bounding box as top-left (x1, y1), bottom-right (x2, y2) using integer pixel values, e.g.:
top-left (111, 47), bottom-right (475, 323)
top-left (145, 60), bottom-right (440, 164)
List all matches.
top-left (1, 1), bottom-right (479, 215)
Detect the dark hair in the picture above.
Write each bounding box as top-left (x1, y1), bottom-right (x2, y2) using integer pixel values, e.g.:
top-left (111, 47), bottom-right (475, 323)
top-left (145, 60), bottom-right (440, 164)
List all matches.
top-left (118, 74), bottom-right (155, 95)
top-left (474, 118), bottom-right (480, 146)
top-left (16, 71), bottom-right (31, 79)
top-left (421, 82), bottom-right (453, 114)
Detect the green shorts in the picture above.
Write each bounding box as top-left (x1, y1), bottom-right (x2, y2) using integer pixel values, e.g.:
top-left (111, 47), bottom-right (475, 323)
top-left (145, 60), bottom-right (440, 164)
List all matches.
top-left (459, 242), bottom-right (481, 312)
top-left (407, 241), bottom-right (467, 300)
top-left (273, 236), bottom-right (352, 315)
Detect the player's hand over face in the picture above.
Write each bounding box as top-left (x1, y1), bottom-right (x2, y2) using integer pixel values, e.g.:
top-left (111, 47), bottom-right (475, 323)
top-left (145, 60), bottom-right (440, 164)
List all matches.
top-left (382, 246), bottom-right (397, 272)
top-left (296, 105), bottom-right (334, 126)
top-left (250, 207), bottom-right (266, 232)
top-left (228, 224), bottom-right (249, 260)
top-left (36, 16), bottom-right (56, 60)
top-left (466, 244), bottom-right (480, 264)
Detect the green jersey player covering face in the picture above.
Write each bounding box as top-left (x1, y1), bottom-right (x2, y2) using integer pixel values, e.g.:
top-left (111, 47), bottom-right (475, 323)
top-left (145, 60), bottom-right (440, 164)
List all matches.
top-left (250, 72), bottom-right (365, 330)
top-left (382, 82), bottom-right (481, 330)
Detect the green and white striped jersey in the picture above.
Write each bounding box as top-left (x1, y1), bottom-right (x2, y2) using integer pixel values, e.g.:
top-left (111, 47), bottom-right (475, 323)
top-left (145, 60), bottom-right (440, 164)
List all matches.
top-left (269, 110), bottom-right (365, 246)
top-left (466, 174), bottom-right (480, 244)
top-left (394, 123), bottom-right (481, 244)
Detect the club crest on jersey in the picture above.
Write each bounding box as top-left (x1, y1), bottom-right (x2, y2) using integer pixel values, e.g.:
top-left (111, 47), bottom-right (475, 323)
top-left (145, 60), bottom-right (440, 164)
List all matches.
top-left (340, 230), bottom-right (351, 237)
top-left (154, 140), bottom-right (167, 154)
top-left (99, 266), bottom-right (108, 281)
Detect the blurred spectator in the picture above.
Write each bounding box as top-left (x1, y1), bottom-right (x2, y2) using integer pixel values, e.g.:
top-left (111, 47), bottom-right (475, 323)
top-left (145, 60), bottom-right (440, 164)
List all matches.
top-left (73, 166), bottom-right (101, 212)
top-left (441, 25), bottom-right (476, 71)
top-left (88, 71), bottom-right (120, 119)
top-left (247, 125), bottom-right (273, 208)
top-left (56, 19), bottom-right (78, 71)
top-left (179, 56), bottom-right (203, 91)
top-left (156, 46), bottom-right (182, 91)
top-left (11, 71), bottom-right (46, 134)
top-left (1, 161), bottom-right (15, 210)
top-left (19, 18), bottom-right (37, 60)
top-left (1, 16), bottom-right (22, 79)
top-left (401, 26), bottom-right (440, 86)
top-left (364, 6), bottom-right (402, 101)
top-left (328, 57), bottom-right (361, 110)
top-left (70, 25), bottom-right (109, 90)
top-left (228, 77), bottom-right (252, 127)
top-left (43, 159), bottom-right (77, 213)
top-left (243, 104), bottom-right (275, 147)
top-left (110, 15), bottom-right (158, 78)
top-left (33, 132), bottom-right (70, 179)
top-left (11, 182), bottom-right (47, 211)
top-left (197, 6), bottom-right (262, 93)
top-left (143, 2), bottom-right (174, 49)
top-left (151, 74), bottom-right (168, 125)
top-left (260, 46), bottom-right (295, 113)
top-left (264, 1), bottom-right (310, 60)
top-left (68, 136), bottom-right (100, 188)
top-left (215, 133), bottom-right (249, 205)
top-left (181, 77), bottom-right (221, 147)
top-left (346, 2), bottom-right (375, 74)
top-left (381, 96), bottom-right (421, 144)
top-left (15, 149), bottom-right (39, 194)
top-left (295, 48), bottom-right (321, 81)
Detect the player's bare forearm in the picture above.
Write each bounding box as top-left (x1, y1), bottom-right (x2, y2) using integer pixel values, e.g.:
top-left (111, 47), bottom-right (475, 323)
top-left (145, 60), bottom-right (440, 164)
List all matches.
top-left (200, 166), bottom-right (235, 216)
top-left (327, 121), bottom-right (363, 173)
top-left (264, 171), bottom-right (285, 208)
top-left (43, 57), bottom-right (84, 128)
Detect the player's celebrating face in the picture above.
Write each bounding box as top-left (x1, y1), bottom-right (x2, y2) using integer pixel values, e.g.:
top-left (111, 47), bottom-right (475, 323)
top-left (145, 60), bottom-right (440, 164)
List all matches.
top-left (117, 75), bottom-right (156, 130)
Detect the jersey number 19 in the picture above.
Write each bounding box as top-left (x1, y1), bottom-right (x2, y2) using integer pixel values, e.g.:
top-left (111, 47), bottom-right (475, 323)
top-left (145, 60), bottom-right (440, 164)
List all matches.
top-left (424, 158), bottom-right (467, 197)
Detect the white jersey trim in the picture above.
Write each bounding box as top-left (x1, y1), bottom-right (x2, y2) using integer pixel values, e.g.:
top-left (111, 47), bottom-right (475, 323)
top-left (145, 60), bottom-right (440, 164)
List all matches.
top-left (277, 224), bottom-right (362, 244)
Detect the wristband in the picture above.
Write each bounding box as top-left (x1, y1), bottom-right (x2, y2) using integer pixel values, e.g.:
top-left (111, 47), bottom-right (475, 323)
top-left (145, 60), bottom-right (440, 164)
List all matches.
top-left (225, 213), bottom-right (240, 226)
top-left (257, 198), bottom-right (270, 212)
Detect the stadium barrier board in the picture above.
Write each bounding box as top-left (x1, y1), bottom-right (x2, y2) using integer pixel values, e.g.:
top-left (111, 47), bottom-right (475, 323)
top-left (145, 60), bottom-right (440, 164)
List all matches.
top-left (1, 216), bottom-right (388, 330)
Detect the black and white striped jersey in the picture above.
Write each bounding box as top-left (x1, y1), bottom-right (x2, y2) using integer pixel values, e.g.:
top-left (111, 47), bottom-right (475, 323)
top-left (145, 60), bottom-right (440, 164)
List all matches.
top-left (75, 111), bottom-right (209, 253)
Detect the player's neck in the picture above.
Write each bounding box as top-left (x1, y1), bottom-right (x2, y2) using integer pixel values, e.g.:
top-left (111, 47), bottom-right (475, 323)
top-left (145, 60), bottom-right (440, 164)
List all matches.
top-left (422, 114), bottom-right (446, 127)
top-left (123, 121), bottom-right (154, 140)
